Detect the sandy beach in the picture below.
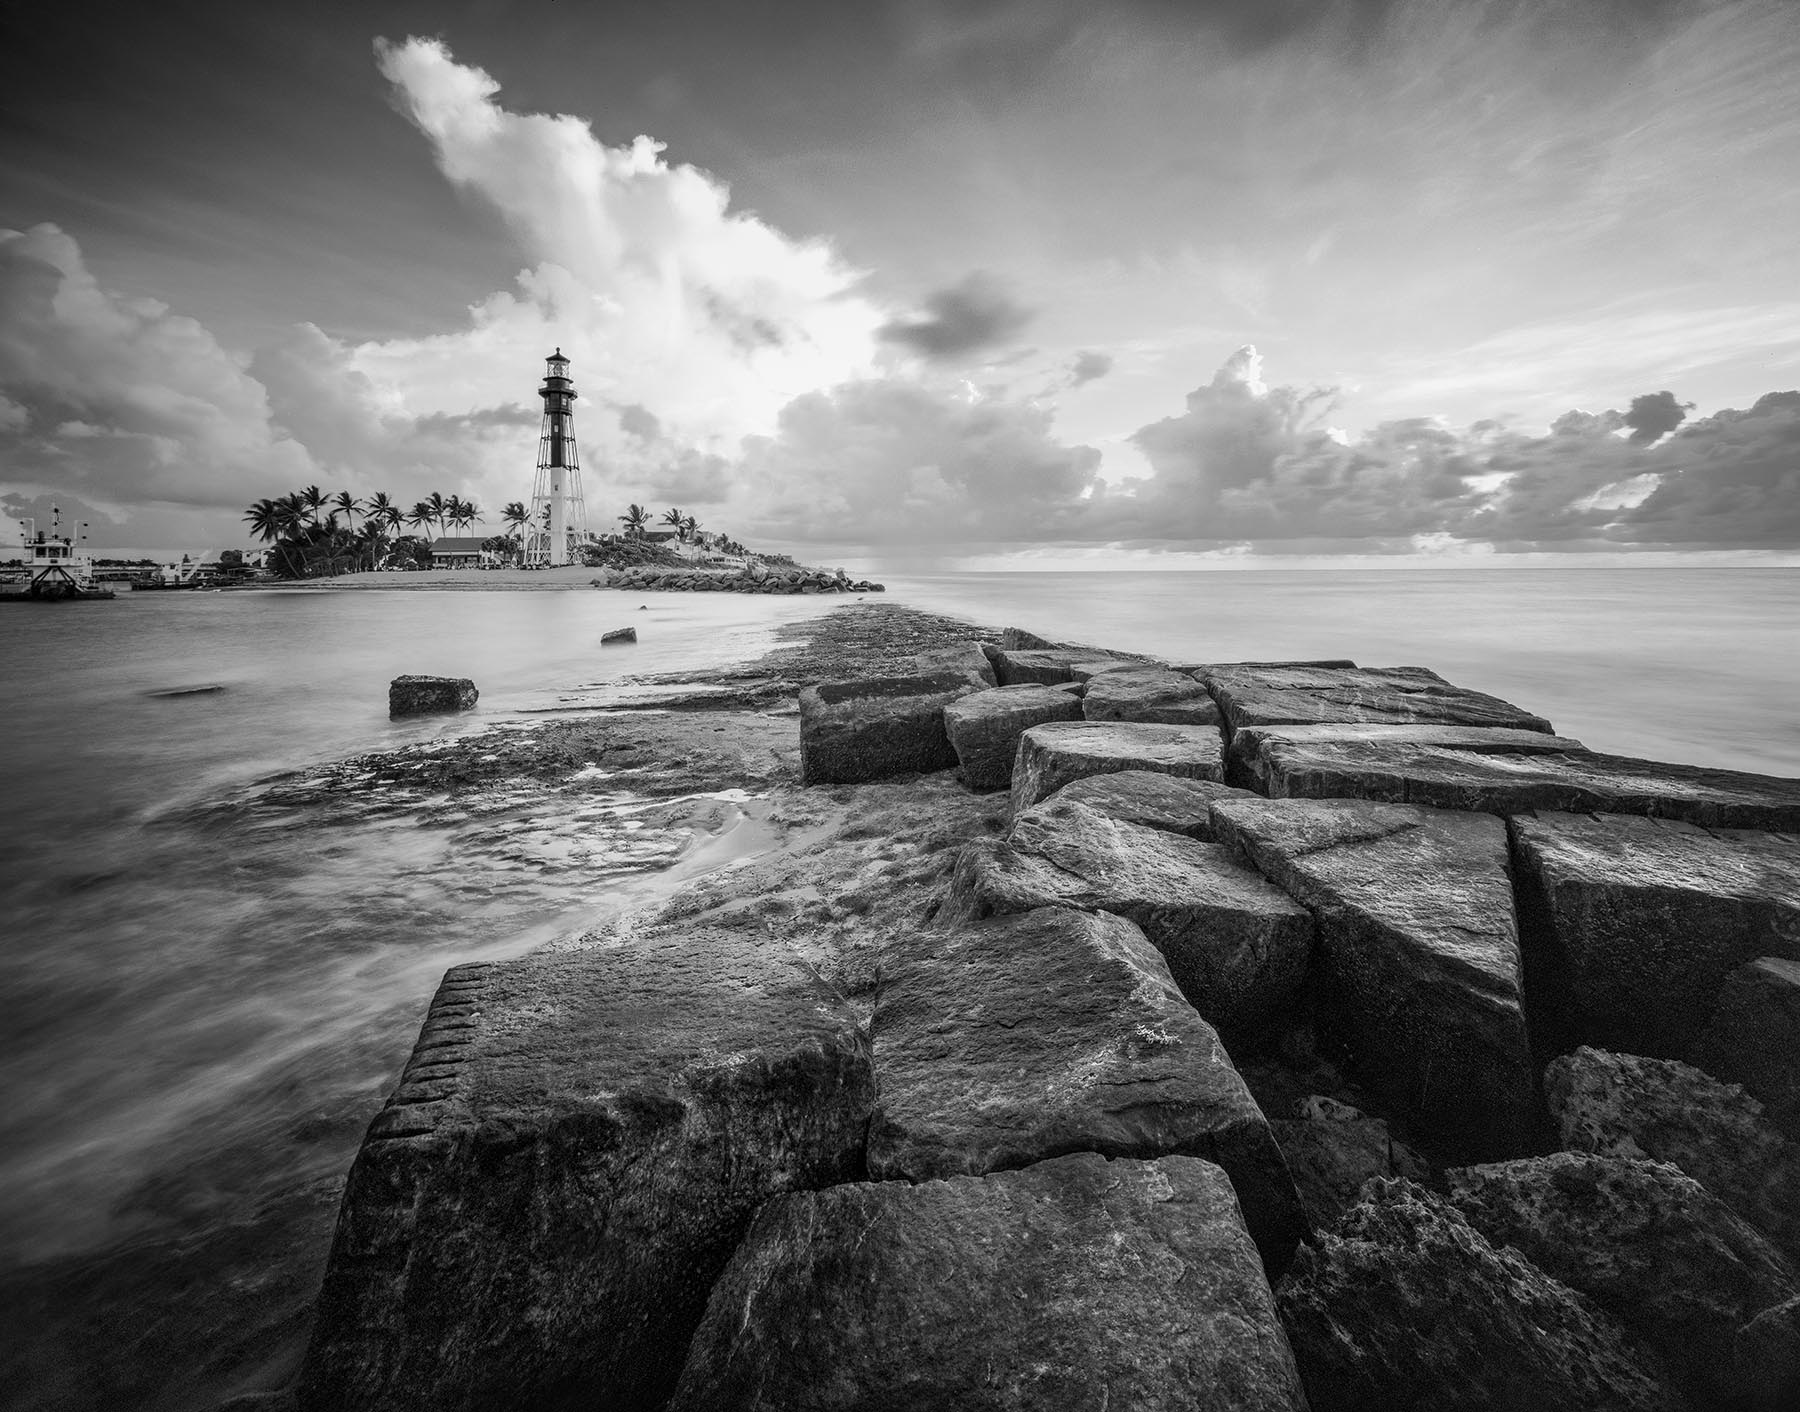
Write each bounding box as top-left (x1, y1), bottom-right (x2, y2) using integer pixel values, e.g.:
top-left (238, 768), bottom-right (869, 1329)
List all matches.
top-left (242, 565), bottom-right (611, 591)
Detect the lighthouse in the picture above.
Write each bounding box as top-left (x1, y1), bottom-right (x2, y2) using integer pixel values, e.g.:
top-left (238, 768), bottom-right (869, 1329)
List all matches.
top-left (524, 348), bottom-right (589, 567)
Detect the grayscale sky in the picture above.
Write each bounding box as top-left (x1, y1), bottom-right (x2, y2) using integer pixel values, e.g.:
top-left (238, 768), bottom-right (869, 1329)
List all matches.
top-left (2, 0), bottom-right (1797, 558)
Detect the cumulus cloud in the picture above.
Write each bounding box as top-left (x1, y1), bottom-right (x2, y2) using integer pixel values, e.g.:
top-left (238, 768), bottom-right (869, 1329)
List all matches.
top-left (877, 272), bottom-right (1036, 359)
top-left (1623, 389), bottom-right (1693, 445)
top-left (0, 224), bottom-right (316, 513)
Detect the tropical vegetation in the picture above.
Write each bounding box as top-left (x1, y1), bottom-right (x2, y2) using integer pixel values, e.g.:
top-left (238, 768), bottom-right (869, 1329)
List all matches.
top-left (241, 486), bottom-right (484, 577)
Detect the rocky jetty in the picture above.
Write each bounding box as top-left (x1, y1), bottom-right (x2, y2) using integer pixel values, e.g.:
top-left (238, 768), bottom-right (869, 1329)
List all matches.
top-left (289, 629), bottom-right (1800, 1411)
top-left (596, 561), bottom-right (885, 594)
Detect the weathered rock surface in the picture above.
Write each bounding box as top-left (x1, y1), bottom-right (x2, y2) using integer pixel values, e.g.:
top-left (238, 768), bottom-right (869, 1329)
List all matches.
top-left (868, 907), bottom-right (1305, 1266)
top-left (1172, 659), bottom-right (1358, 674)
top-left (600, 626), bottom-right (637, 645)
top-left (1212, 798), bottom-right (1537, 1159)
top-left (668, 1152), bottom-right (1309, 1412)
top-left (943, 684), bottom-right (1084, 792)
top-left (1276, 1179), bottom-right (1684, 1412)
top-left (999, 625), bottom-right (1056, 651)
top-left (992, 646), bottom-right (1134, 686)
top-left (912, 640), bottom-right (1000, 686)
top-left (1696, 956), bottom-right (1800, 1139)
top-left (1545, 1046), bottom-right (1800, 1260)
top-left (1446, 1152), bottom-right (1797, 1406)
top-left (296, 932), bottom-right (874, 1412)
top-left (798, 661), bottom-right (992, 785)
top-left (1045, 769), bottom-right (1254, 841)
top-left (1198, 662), bottom-right (1555, 738)
top-left (1009, 719), bottom-right (1225, 816)
top-left (388, 675), bottom-right (477, 716)
top-left (1252, 737), bottom-right (1800, 829)
top-left (1511, 812), bottom-right (1800, 1058)
top-left (1268, 1096), bottom-right (1429, 1232)
top-left (943, 801), bottom-right (1315, 1049)
top-left (1229, 721), bottom-right (1584, 790)
top-left (1736, 1295), bottom-right (1800, 1412)
top-left (1081, 666), bottom-right (1222, 726)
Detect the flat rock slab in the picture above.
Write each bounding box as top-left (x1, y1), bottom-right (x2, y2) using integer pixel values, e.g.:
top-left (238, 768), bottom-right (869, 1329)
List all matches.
top-left (1511, 812), bottom-right (1800, 1057)
top-left (1198, 663), bottom-right (1555, 738)
top-left (868, 907), bottom-right (1305, 1267)
top-left (944, 801), bottom-right (1315, 1049)
top-left (912, 641), bottom-right (1000, 685)
top-left (993, 646), bottom-right (1137, 686)
top-left (1009, 719), bottom-right (1225, 816)
top-left (943, 684), bottom-right (1083, 792)
top-left (1545, 1046), bottom-right (1800, 1260)
top-left (298, 930), bottom-right (874, 1412)
top-left (1277, 1179), bottom-right (1684, 1412)
top-left (1446, 1152), bottom-right (1798, 1408)
top-left (668, 1152), bottom-right (1308, 1412)
top-left (1212, 798), bottom-right (1536, 1159)
top-left (799, 661), bottom-right (991, 785)
top-left (1081, 667), bottom-right (1222, 726)
top-left (1250, 737), bottom-right (1800, 830)
top-left (389, 675), bottom-right (477, 716)
top-left (1046, 769), bottom-right (1255, 841)
top-left (1230, 721), bottom-right (1584, 785)
top-left (1697, 956), bottom-right (1800, 1139)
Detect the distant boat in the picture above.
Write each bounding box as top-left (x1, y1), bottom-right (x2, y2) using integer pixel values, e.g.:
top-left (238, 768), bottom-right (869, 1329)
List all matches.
top-left (2, 515), bottom-right (115, 602)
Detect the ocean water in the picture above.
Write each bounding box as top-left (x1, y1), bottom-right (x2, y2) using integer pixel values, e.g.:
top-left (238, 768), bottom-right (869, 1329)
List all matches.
top-left (1, 567), bottom-right (1796, 1405)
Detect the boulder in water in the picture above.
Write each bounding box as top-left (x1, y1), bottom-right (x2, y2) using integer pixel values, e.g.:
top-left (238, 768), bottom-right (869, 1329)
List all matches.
top-left (387, 675), bottom-right (477, 716)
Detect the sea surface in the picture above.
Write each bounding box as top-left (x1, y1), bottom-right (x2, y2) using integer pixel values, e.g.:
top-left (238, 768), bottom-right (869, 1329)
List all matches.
top-left (1, 566), bottom-right (1796, 1407)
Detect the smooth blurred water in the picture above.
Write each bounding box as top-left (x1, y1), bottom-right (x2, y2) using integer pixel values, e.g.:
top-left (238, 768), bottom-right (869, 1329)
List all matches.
top-left (0, 568), bottom-right (1795, 1275)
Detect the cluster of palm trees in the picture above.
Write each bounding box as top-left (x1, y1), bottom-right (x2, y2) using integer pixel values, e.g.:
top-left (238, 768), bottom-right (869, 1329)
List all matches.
top-left (617, 505), bottom-right (704, 542)
top-left (242, 486), bottom-right (485, 577)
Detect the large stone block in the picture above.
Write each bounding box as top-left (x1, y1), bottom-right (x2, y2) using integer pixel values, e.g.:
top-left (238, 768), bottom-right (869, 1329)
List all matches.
top-left (1081, 666), bottom-right (1221, 726)
top-left (668, 1152), bottom-right (1308, 1412)
top-left (868, 907), bottom-right (1305, 1266)
top-left (1446, 1152), bottom-right (1798, 1408)
top-left (1009, 719), bottom-right (1225, 816)
top-left (1277, 1179), bottom-right (1683, 1412)
top-left (1545, 1046), bottom-right (1800, 1260)
top-left (992, 646), bottom-right (1135, 686)
top-left (1696, 956), bottom-right (1800, 1139)
top-left (1249, 735), bottom-right (1800, 830)
top-left (943, 800), bottom-right (1314, 1049)
top-left (1047, 769), bottom-right (1254, 841)
top-left (296, 931), bottom-right (874, 1412)
top-left (1212, 798), bottom-right (1537, 1159)
top-left (1229, 721), bottom-right (1583, 791)
top-left (388, 675), bottom-right (477, 716)
top-left (1198, 662), bottom-right (1554, 739)
top-left (1510, 812), bottom-right (1800, 1058)
top-left (911, 640), bottom-right (999, 686)
top-left (943, 684), bottom-right (1083, 792)
top-left (798, 662), bottom-right (990, 785)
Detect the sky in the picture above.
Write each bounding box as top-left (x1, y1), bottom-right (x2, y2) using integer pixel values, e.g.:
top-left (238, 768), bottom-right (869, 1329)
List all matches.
top-left (2, 0), bottom-right (1797, 561)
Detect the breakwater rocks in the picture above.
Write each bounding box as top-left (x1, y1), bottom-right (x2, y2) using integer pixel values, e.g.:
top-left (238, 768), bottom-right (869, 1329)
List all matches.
top-left (292, 641), bottom-right (1800, 1411)
top-left (595, 563), bottom-right (886, 594)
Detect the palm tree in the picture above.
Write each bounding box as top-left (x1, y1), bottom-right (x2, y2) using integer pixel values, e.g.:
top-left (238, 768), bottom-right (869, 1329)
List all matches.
top-left (503, 500), bottom-right (529, 535)
top-left (662, 506), bottom-right (686, 541)
top-left (299, 484), bottom-right (326, 528)
top-left (619, 504), bottom-right (650, 539)
top-left (426, 491), bottom-right (449, 539)
top-left (332, 491), bottom-right (361, 536)
top-left (682, 514), bottom-right (700, 543)
top-left (407, 501), bottom-right (433, 536)
top-left (243, 498), bottom-right (301, 577)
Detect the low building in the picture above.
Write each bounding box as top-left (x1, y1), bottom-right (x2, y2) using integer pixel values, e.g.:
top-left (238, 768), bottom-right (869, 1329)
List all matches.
top-left (430, 536), bottom-right (496, 568)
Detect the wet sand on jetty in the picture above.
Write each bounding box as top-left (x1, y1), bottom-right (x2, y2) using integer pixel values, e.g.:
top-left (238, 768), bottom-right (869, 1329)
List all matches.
top-left (3, 601), bottom-right (1010, 1412)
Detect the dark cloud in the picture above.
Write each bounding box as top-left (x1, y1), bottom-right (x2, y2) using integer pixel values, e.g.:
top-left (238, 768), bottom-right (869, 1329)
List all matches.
top-left (878, 272), bottom-right (1036, 359)
top-left (617, 403), bottom-right (663, 442)
top-left (1069, 350), bottom-right (1114, 387)
top-left (1610, 392), bottom-right (1800, 546)
top-left (1623, 390), bottom-right (1693, 445)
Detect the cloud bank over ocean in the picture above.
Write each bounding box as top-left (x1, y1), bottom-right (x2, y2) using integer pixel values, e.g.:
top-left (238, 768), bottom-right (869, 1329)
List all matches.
top-left (1, 31), bottom-right (1796, 558)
